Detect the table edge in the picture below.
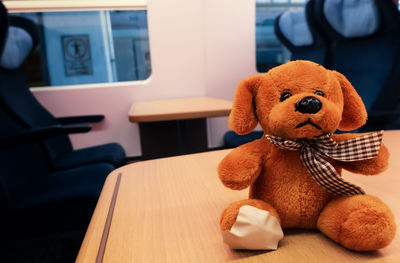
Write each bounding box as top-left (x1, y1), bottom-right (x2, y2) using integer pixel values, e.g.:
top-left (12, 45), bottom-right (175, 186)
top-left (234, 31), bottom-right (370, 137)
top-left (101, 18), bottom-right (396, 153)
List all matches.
top-left (129, 109), bottom-right (231, 122)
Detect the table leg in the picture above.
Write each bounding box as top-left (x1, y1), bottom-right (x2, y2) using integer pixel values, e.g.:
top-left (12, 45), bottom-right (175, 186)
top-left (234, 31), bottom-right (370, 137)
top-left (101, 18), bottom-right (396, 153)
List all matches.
top-left (138, 118), bottom-right (208, 160)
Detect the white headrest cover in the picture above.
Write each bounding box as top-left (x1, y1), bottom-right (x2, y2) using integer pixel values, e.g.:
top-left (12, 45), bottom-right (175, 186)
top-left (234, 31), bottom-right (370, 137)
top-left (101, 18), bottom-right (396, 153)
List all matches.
top-left (0, 26), bottom-right (33, 69)
top-left (279, 8), bottom-right (313, 47)
top-left (323, 0), bottom-right (380, 38)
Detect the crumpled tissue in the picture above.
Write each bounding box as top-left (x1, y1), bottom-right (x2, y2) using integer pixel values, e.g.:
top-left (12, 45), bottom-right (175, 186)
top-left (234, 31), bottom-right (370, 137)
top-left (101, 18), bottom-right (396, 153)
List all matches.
top-left (222, 205), bottom-right (284, 250)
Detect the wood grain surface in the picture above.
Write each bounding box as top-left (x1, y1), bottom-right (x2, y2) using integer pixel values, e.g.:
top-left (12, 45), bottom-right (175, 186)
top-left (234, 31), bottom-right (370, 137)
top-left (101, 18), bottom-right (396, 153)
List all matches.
top-left (77, 130), bottom-right (400, 262)
top-left (128, 97), bottom-right (232, 122)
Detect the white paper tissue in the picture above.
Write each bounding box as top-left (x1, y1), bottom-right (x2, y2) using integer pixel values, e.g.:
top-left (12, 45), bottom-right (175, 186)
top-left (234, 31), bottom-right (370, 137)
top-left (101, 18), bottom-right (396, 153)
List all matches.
top-left (222, 205), bottom-right (284, 250)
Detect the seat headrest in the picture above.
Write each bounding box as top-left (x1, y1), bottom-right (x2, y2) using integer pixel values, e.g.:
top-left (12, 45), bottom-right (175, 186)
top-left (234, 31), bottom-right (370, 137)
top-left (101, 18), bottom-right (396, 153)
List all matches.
top-left (323, 0), bottom-right (380, 38)
top-left (278, 8), bottom-right (313, 47)
top-left (0, 16), bottom-right (39, 70)
top-left (0, 26), bottom-right (33, 69)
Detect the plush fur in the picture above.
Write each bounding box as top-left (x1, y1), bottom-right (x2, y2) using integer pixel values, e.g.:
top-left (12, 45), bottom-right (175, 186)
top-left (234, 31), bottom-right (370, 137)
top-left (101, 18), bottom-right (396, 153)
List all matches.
top-left (219, 60), bottom-right (396, 251)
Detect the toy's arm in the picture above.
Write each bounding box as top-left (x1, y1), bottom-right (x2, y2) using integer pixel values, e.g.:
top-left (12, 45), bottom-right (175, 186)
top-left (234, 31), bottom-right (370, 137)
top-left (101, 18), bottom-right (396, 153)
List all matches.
top-left (218, 138), bottom-right (270, 190)
top-left (331, 133), bottom-right (389, 175)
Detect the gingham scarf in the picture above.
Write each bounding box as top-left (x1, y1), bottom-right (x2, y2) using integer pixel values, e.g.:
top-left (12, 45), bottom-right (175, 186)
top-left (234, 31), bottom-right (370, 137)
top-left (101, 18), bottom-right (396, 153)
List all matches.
top-left (265, 130), bottom-right (384, 196)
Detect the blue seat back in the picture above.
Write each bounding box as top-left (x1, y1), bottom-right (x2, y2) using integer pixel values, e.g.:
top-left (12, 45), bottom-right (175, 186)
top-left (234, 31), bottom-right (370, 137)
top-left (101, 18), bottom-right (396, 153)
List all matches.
top-left (0, 15), bottom-right (73, 162)
top-left (310, 0), bottom-right (400, 130)
top-left (0, 106), bottom-right (52, 208)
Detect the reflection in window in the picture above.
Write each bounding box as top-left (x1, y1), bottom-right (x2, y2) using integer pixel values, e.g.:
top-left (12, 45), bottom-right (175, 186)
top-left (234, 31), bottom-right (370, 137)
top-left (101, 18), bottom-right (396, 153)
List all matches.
top-left (14, 10), bottom-right (151, 87)
top-left (256, 0), bottom-right (306, 72)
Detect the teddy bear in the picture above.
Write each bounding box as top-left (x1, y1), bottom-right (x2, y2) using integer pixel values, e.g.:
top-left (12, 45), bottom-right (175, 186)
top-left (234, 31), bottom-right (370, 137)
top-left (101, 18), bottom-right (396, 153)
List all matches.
top-left (218, 60), bottom-right (396, 251)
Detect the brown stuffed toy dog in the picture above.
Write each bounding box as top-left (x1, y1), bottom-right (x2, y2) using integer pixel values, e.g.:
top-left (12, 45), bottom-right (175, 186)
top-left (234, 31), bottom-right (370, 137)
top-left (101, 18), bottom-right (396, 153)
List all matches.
top-left (219, 60), bottom-right (396, 251)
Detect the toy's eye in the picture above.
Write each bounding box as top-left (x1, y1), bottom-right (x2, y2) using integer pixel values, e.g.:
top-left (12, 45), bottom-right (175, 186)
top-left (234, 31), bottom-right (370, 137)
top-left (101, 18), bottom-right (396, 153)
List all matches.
top-left (280, 92), bottom-right (292, 102)
top-left (314, 90), bottom-right (325, 97)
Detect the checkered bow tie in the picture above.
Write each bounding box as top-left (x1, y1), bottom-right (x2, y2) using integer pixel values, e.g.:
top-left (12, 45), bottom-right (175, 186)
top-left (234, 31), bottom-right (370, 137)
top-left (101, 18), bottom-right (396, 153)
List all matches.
top-left (265, 130), bottom-right (384, 196)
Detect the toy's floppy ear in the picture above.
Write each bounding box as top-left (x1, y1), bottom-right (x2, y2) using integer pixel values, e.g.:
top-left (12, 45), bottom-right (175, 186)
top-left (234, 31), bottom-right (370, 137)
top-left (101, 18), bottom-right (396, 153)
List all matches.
top-left (228, 75), bottom-right (262, 134)
top-left (333, 71), bottom-right (367, 131)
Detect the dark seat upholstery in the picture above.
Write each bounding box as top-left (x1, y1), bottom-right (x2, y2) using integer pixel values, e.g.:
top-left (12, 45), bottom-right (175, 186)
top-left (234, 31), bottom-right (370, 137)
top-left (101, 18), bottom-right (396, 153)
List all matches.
top-left (0, 3), bottom-right (120, 260)
top-left (0, 4), bottom-right (126, 170)
top-left (309, 0), bottom-right (400, 131)
top-left (0, 102), bottom-right (113, 261)
top-left (223, 130), bottom-right (264, 148)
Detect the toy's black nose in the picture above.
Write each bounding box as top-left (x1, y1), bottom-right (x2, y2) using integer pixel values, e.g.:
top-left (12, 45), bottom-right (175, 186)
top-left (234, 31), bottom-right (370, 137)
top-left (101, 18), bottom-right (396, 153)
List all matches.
top-left (295, 96), bottom-right (322, 114)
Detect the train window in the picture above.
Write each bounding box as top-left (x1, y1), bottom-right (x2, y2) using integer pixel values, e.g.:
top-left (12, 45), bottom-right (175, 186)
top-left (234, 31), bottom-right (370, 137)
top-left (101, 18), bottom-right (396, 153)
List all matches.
top-left (10, 9), bottom-right (151, 88)
top-left (256, 0), bottom-right (306, 73)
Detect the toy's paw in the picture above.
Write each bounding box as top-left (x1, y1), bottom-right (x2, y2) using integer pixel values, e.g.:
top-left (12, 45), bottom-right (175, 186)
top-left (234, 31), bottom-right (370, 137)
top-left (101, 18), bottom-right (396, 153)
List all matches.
top-left (218, 155), bottom-right (262, 190)
top-left (221, 205), bottom-right (284, 250)
top-left (318, 195), bottom-right (396, 251)
top-left (218, 141), bottom-right (268, 190)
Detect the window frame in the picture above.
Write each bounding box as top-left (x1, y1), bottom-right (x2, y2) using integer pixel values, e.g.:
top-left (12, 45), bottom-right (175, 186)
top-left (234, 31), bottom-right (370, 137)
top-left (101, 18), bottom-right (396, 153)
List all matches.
top-left (4, 0), bottom-right (147, 13)
top-left (3, 0), bottom-right (152, 91)
top-left (255, 0), bottom-right (307, 73)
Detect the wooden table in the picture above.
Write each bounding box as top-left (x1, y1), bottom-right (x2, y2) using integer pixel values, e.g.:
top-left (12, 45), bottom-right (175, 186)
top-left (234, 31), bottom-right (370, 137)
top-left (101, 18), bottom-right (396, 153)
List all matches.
top-left (128, 97), bottom-right (232, 159)
top-left (129, 97), bottom-right (232, 122)
top-left (77, 130), bottom-right (400, 263)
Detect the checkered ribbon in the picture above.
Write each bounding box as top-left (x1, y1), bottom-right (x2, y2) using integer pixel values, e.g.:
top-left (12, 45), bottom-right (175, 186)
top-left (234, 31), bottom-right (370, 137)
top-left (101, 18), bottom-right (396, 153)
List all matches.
top-left (265, 130), bottom-right (384, 196)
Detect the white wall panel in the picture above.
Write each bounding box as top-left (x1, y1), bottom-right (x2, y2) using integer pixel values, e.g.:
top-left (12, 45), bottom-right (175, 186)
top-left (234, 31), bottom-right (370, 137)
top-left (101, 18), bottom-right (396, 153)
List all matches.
top-left (204, 0), bottom-right (258, 148)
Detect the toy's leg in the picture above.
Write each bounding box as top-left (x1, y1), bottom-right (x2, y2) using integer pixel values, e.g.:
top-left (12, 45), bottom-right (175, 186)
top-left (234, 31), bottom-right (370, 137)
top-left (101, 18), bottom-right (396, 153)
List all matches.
top-left (220, 199), bottom-right (283, 250)
top-left (317, 195), bottom-right (396, 251)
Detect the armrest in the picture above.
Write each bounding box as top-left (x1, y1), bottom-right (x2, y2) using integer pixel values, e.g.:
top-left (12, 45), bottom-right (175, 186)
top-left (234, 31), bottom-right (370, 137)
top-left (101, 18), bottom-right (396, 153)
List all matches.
top-left (0, 124), bottom-right (91, 149)
top-left (56, 115), bottom-right (104, 125)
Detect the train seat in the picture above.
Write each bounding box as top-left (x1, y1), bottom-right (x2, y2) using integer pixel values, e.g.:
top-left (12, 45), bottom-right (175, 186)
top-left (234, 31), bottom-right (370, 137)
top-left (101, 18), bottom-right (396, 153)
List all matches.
top-left (309, 0), bottom-right (400, 131)
top-left (0, 101), bottom-right (113, 260)
top-left (0, 5), bottom-right (126, 169)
